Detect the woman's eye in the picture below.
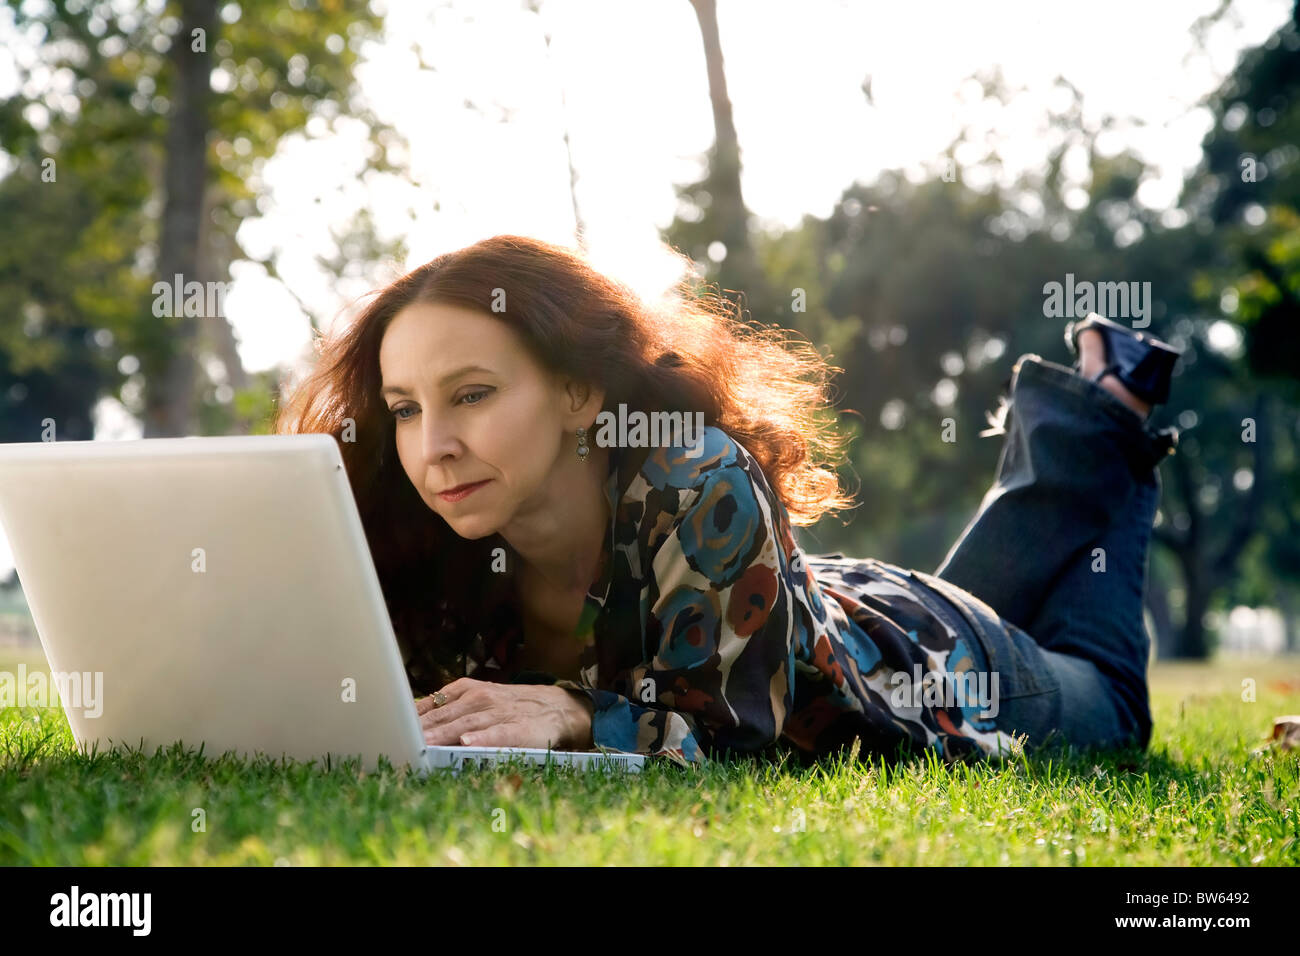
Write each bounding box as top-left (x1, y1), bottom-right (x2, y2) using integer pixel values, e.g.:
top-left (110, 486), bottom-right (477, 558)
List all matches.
top-left (391, 389), bottom-right (488, 420)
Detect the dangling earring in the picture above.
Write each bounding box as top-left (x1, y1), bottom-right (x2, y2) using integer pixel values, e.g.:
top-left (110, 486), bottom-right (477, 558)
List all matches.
top-left (575, 426), bottom-right (590, 462)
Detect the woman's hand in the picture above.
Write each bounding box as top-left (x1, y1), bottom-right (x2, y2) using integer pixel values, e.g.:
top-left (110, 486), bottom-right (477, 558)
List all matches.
top-left (416, 678), bottom-right (595, 750)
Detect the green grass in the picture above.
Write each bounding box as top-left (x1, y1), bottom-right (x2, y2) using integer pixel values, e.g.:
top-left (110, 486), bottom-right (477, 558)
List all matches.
top-left (1, 646), bottom-right (1298, 865)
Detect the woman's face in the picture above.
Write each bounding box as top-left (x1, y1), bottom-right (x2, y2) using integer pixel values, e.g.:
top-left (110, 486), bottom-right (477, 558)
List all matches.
top-left (378, 301), bottom-right (602, 540)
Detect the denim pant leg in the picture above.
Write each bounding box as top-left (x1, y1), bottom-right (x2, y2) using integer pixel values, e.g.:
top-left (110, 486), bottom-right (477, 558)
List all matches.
top-left (1020, 476), bottom-right (1159, 748)
top-left (920, 354), bottom-right (1167, 752)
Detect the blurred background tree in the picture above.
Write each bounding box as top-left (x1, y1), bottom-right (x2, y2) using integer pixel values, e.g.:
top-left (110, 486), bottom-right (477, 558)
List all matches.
top-left (666, 4), bottom-right (1300, 658)
top-left (0, 0), bottom-right (408, 441)
top-left (2, 0), bottom-right (1296, 658)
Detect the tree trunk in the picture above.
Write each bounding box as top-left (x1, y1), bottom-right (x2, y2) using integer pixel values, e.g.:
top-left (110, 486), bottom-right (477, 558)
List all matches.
top-left (1277, 586), bottom-right (1298, 654)
top-left (1146, 575), bottom-right (1175, 660)
top-left (1179, 556), bottom-right (1212, 659)
top-left (687, 0), bottom-right (765, 302)
top-left (142, 0), bottom-right (219, 437)
top-left (199, 182), bottom-right (250, 401)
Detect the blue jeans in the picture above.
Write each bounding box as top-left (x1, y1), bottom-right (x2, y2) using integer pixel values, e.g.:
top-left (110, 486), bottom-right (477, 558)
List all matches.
top-left (901, 354), bottom-right (1165, 755)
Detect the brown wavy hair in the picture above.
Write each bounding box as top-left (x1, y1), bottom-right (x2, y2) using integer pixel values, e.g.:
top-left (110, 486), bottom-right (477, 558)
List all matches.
top-left (272, 234), bottom-right (854, 690)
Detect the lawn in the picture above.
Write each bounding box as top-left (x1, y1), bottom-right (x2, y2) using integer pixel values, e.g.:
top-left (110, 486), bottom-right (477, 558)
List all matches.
top-left (1, 646), bottom-right (1297, 866)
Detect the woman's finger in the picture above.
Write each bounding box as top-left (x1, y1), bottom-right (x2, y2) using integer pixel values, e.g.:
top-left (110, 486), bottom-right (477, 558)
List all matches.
top-left (415, 678), bottom-right (484, 716)
top-left (422, 709), bottom-right (500, 747)
top-left (457, 721), bottom-right (561, 750)
top-left (452, 722), bottom-right (525, 748)
top-left (437, 678), bottom-right (478, 700)
top-left (419, 684), bottom-right (496, 730)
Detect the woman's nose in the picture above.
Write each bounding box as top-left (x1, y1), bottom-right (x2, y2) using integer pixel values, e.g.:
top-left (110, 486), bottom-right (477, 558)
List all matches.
top-left (420, 415), bottom-right (463, 464)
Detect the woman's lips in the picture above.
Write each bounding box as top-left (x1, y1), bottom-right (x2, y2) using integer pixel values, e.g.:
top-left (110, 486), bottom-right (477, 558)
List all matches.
top-left (438, 479), bottom-right (490, 503)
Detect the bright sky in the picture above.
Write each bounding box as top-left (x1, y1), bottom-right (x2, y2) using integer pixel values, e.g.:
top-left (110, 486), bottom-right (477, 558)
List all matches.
top-left (0, 0), bottom-right (1293, 579)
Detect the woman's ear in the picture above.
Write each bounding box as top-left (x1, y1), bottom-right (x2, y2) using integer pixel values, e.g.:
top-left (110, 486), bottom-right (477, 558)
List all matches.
top-left (564, 378), bottom-right (606, 421)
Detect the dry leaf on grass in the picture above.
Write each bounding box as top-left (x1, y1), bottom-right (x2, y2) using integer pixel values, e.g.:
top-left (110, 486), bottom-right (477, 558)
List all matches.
top-left (1268, 715), bottom-right (1300, 750)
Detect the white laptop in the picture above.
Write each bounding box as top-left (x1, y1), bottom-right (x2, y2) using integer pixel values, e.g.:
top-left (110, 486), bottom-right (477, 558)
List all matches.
top-left (0, 434), bottom-right (643, 776)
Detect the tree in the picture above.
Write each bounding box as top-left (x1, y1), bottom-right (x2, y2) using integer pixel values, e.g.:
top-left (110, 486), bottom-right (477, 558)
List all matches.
top-left (665, 0), bottom-right (773, 324)
top-left (0, 0), bottom-right (408, 439)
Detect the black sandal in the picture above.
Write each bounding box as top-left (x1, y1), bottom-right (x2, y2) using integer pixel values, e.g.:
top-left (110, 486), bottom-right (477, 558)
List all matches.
top-left (1064, 312), bottom-right (1182, 410)
top-left (1064, 312), bottom-right (1182, 466)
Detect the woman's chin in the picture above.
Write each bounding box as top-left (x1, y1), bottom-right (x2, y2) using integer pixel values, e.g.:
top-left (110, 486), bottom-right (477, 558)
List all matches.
top-left (442, 514), bottom-right (499, 541)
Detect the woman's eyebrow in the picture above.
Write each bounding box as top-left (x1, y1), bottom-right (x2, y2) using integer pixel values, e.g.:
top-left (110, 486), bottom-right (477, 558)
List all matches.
top-left (380, 364), bottom-right (496, 398)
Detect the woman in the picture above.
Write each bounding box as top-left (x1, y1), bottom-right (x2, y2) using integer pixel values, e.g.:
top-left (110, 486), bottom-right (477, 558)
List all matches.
top-left (274, 234), bottom-right (1180, 768)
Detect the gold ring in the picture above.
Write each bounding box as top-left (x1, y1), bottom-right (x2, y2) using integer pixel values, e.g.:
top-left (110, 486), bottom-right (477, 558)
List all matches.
top-left (431, 691), bottom-right (448, 708)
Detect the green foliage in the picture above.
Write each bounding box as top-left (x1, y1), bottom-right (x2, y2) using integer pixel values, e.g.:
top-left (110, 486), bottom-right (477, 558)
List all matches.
top-left (195, 370), bottom-right (282, 436)
top-left (662, 18), bottom-right (1300, 655)
top-left (0, 0), bottom-right (406, 437)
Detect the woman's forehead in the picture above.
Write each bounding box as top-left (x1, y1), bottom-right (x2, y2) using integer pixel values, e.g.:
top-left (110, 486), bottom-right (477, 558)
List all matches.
top-left (379, 305), bottom-right (544, 388)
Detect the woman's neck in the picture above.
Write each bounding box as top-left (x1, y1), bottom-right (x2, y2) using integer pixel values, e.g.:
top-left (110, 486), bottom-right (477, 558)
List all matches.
top-left (501, 444), bottom-right (611, 595)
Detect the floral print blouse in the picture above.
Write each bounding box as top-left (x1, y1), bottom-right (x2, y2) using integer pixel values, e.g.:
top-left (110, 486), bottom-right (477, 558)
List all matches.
top-left (458, 425), bottom-right (1025, 768)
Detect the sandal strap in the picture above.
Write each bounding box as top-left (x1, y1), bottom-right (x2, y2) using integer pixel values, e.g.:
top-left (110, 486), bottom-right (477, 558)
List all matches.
top-left (1090, 363), bottom-right (1155, 423)
top-left (1092, 362), bottom-right (1122, 386)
